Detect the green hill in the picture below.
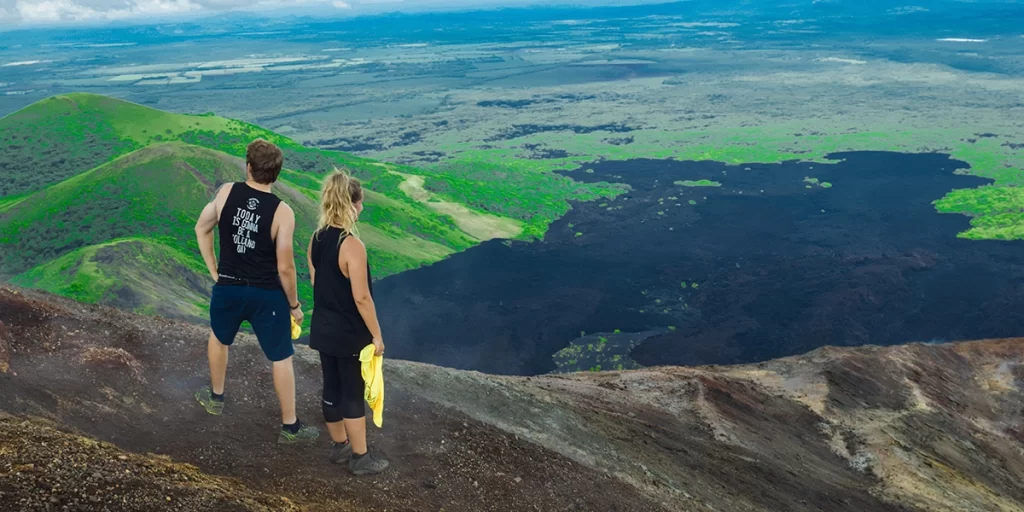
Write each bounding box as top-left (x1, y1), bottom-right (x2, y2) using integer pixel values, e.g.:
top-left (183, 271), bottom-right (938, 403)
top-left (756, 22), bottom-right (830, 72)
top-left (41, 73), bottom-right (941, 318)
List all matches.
top-left (0, 93), bottom-right (619, 240)
top-left (0, 93), bottom-right (250, 197)
top-left (0, 92), bottom-right (622, 324)
top-left (0, 143), bottom-right (320, 319)
top-left (0, 142), bottom-right (247, 275)
top-left (0, 92), bottom-right (407, 199)
top-left (0, 140), bottom-right (472, 275)
top-left (0, 93), bottom-right (496, 258)
top-left (0, 141), bottom-right (471, 323)
top-left (10, 238), bottom-right (212, 322)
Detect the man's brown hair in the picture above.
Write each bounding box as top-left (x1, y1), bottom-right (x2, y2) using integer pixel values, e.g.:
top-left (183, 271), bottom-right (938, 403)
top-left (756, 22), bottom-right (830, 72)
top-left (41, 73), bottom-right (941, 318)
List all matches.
top-left (246, 139), bottom-right (283, 184)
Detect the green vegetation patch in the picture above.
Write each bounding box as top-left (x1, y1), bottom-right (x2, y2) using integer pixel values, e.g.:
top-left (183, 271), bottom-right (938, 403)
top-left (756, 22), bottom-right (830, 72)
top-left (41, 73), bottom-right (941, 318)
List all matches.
top-left (552, 331), bottom-right (645, 373)
top-left (804, 177), bottom-right (832, 189)
top-left (0, 143), bottom-right (216, 275)
top-left (934, 185), bottom-right (1024, 240)
top-left (675, 179), bottom-right (722, 188)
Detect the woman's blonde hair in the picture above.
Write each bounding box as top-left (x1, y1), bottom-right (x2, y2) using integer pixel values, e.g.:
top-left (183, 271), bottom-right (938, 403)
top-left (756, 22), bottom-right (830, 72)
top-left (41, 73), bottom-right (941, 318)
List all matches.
top-left (317, 167), bottom-right (364, 236)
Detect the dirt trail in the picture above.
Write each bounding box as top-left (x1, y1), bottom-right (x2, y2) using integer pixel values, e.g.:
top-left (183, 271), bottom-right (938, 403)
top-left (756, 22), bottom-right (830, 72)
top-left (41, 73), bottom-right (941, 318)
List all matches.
top-left (392, 171), bottom-right (523, 241)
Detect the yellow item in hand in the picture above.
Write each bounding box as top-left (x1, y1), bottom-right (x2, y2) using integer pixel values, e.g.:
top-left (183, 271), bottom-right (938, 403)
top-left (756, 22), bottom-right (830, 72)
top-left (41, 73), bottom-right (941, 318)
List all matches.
top-left (359, 343), bottom-right (384, 428)
top-left (290, 316), bottom-right (301, 340)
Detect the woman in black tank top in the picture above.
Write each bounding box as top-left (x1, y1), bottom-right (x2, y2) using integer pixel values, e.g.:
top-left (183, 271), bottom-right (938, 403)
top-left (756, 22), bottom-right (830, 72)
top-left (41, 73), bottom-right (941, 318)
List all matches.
top-left (307, 169), bottom-right (389, 475)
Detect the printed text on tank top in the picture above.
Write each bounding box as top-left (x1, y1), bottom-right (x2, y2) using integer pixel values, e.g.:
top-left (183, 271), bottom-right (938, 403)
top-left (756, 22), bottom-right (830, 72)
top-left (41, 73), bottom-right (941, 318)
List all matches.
top-left (216, 182), bottom-right (283, 289)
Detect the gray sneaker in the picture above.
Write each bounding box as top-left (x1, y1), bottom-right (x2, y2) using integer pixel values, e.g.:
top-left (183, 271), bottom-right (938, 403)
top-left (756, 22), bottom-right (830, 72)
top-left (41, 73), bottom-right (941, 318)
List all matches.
top-left (194, 386), bottom-right (224, 416)
top-left (278, 422), bottom-right (320, 444)
top-left (349, 445), bottom-right (390, 475)
top-left (329, 441), bottom-right (353, 464)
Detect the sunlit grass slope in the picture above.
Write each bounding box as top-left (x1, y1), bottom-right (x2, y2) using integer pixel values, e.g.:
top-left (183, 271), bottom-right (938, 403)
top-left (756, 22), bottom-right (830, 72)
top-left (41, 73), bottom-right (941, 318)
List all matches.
top-left (0, 93), bottom-right (247, 197)
top-left (0, 143), bottom-right (243, 275)
top-left (0, 143), bottom-right (316, 317)
top-left (10, 238), bottom-right (212, 322)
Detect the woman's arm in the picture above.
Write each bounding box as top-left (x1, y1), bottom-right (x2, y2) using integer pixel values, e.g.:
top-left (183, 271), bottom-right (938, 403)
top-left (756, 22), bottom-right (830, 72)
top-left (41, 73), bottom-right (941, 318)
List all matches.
top-left (341, 237), bottom-right (384, 355)
top-left (307, 233), bottom-right (316, 287)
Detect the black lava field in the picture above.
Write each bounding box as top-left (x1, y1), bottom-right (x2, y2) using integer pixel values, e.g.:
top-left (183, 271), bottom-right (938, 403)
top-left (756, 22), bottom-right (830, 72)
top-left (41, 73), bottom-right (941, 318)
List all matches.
top-left (376, 152), bottom-right (1024, 375)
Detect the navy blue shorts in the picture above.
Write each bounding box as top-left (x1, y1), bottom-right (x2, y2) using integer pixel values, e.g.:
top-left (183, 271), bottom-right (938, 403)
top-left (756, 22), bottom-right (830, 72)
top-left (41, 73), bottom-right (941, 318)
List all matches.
top-left (209, 284), bottom-right (294, 362)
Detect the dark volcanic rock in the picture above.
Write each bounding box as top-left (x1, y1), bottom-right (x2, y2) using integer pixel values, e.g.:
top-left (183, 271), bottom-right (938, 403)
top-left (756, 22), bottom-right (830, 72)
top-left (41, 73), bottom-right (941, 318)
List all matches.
top-left (376, 151), bottom-right (1024, 376)
top-left (0, 320), bottom-right (10, 373)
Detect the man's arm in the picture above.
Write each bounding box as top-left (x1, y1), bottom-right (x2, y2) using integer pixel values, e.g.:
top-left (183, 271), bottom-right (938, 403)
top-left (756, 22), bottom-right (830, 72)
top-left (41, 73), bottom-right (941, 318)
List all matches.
top-left (195, 201), bottom-right (220, 283)
top-left (274, 204), bottom-right (301, 321)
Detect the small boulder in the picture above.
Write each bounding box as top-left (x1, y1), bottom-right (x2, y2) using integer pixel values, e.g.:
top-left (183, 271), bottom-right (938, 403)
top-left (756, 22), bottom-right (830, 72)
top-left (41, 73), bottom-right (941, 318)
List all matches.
top-left (0, 320), bottom-right (11, 373)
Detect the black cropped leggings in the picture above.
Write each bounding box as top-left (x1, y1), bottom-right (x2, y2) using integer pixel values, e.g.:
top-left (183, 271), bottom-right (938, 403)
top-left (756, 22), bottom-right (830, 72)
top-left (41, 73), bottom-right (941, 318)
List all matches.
top-left (319, 352), bottom-right (366, 422)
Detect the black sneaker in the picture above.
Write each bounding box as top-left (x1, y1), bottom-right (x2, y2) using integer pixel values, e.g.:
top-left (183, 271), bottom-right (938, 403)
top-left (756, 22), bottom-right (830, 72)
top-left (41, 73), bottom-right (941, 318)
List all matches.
top-left (349, 445), bottom-right (390, 475)
top-left (329, 441), bottom-right (353, 464)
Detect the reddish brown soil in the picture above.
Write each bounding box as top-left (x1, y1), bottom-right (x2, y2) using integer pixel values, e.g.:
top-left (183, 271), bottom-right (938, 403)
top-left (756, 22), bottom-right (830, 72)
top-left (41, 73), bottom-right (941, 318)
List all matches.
top-left (5, 285), bottom-right (1024, 512)
top-left (0, 319), bottom-right (10, 373)
top-left (0, 287), bottom-right (665, 512)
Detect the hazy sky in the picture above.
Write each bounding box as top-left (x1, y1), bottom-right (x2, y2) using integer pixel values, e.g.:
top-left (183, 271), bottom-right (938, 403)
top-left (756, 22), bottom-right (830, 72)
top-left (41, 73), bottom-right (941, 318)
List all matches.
top-left (0, 0), bottom-right (624, 26)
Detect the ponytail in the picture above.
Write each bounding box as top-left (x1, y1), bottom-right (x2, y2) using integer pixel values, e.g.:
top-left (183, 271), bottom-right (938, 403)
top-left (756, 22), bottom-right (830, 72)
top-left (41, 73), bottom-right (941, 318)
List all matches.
top-left (317, 167), bottom-right (364, 237)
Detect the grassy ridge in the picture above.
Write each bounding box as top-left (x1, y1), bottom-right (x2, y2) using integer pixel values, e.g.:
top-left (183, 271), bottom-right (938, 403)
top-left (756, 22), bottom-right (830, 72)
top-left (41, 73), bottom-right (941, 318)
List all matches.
top-left (0, 143), bottom-right (252, 275)
top-left (0, 95), bottom-right (140, 197)
top-left (0, 143), bottom-right (323, 321)
top-left (0, 94), bottom-right (501, 274)
top-left (10, 238), bottom-right (212, 321)
top-left (0, 93), bottom-right (259, 197)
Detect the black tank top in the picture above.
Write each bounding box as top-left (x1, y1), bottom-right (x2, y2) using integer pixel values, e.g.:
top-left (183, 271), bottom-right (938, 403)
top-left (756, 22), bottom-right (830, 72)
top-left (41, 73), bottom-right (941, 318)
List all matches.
top-left (216, 182), bottom-right (283, 289)
top-left (309, 227), bottom-right (374, 357)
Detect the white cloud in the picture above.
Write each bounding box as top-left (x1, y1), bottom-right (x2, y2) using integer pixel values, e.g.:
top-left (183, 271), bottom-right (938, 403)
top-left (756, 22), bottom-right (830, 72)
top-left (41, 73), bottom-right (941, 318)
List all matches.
top-left (6, 0), bottom-right (203, 23)
top-left (3, 58), bottom-right (53, 65)
top-left (0, 0), bottom-right (356, 25)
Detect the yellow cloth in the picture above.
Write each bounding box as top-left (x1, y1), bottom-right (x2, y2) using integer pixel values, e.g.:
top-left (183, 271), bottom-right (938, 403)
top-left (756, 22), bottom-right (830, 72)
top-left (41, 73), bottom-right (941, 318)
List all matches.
top-left (359, 344), bottom-right (384, 428)
top-left (290, 316), bottom-right (301, 340)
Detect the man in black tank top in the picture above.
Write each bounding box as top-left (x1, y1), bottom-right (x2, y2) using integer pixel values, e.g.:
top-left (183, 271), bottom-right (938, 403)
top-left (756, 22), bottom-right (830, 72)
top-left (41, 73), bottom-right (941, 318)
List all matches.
top-left (191, 139), bottom-right (319, 444)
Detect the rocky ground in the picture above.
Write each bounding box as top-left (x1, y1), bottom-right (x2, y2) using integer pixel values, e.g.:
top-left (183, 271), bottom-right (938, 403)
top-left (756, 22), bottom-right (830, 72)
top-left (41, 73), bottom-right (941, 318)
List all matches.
top-left (2, 285), bottom-right (1024, 511)
top-left (0, 415), bottom-right (299, 512)
top-left (0, 286), bottom-right (664, 512)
